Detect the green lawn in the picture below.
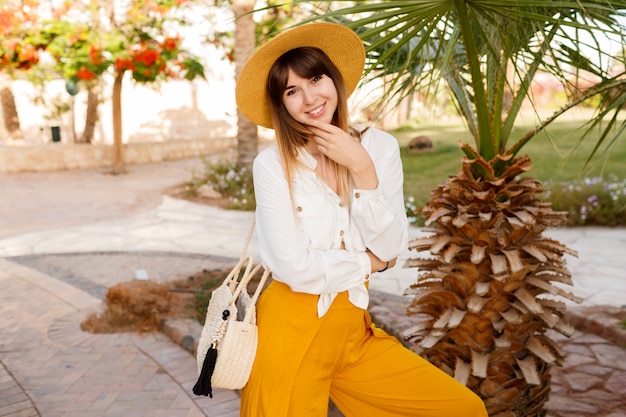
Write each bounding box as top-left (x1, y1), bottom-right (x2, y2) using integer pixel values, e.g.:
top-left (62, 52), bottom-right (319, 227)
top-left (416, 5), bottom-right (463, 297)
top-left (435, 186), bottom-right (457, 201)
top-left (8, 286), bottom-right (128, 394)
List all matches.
top-left (394, 116), bottom-right (626, 205)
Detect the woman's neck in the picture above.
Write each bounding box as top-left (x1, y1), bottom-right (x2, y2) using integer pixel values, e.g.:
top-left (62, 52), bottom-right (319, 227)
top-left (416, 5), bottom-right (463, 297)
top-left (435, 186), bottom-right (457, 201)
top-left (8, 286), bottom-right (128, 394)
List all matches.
top-left (304, 141), bottom-right (321, 158)
top-left (303, 147), bottom-right (338, 194)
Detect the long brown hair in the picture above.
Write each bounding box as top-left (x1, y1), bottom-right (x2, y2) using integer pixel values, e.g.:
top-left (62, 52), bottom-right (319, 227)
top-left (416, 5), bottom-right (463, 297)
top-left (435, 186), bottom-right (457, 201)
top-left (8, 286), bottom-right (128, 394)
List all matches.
top-left (266, 46), bottom-right (361, 208)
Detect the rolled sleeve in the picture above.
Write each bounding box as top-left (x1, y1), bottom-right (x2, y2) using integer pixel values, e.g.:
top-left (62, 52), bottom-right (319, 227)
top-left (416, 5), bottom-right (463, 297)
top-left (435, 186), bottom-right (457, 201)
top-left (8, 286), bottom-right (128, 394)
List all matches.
top-left (351, 131), bottom-right (409, 261)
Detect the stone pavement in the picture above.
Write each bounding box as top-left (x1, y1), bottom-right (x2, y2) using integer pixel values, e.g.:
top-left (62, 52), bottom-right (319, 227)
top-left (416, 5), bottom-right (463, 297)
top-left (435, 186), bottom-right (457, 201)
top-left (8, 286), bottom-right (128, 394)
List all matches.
top-left (0, 158), bottom-right (625, 417)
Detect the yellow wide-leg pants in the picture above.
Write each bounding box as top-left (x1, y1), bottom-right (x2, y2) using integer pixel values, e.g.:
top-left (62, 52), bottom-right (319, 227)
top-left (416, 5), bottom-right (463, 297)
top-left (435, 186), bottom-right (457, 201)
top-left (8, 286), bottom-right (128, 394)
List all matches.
top-left (240, 281), bottom-right (487, 417)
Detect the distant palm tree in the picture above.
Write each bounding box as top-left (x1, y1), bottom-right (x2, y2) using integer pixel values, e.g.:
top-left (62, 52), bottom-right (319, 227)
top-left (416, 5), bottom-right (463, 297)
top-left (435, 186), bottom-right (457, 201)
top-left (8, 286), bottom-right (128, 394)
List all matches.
top-left (306, 1), bottom-right (626, 416)
top-left (232, 0), bottom-right (259, 171)
top-left (0, 77), bottom-right (23, 140)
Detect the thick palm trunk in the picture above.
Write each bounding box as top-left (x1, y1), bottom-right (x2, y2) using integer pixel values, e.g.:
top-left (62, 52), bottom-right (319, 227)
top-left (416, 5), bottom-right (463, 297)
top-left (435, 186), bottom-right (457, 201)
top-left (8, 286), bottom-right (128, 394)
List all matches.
top-left (79, 84), bottom-right (99, 144)
top-left (111, 72), bottom-right (125, 174)
top-left (232, 0), bottom-right (257, 171)
top-left (405, 156), bottom-right (581, 417)
top-left (0, 83), bottom-right (23, 140)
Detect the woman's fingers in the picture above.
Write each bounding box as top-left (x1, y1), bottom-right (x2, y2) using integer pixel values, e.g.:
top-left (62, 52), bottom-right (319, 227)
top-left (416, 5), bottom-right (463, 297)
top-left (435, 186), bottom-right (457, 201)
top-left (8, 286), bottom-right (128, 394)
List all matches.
top-left (307, 122), bottom-right (361, 163)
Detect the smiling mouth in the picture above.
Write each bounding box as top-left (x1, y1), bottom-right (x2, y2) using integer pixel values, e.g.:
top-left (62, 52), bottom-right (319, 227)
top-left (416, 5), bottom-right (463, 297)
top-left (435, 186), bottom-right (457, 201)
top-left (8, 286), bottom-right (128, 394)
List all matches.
top-left (307, 104), bottom-right (325, 117)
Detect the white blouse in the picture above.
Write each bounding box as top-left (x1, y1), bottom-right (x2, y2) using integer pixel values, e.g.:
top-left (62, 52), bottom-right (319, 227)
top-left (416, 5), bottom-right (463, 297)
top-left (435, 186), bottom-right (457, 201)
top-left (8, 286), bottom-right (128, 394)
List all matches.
top-left (253, 127), bottom-right (409, 317)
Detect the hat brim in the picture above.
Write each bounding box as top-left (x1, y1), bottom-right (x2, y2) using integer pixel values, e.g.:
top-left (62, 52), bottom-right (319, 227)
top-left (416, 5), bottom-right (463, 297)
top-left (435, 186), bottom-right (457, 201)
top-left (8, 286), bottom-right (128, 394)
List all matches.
top-left (235, 22), bottom-right (365, 129)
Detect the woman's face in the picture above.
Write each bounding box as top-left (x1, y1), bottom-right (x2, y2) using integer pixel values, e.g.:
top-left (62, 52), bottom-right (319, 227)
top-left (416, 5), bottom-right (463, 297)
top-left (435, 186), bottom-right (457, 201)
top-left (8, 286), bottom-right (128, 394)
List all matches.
top-left (282, 67), bottom-right (338, 125)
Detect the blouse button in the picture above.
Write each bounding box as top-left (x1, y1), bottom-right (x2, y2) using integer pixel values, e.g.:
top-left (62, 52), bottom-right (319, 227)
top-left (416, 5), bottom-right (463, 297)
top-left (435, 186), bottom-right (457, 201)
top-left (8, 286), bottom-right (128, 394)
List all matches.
top-left (339, 202), bottom-right (344, 207)
top-left (339, 230), bottom-right (345, 237)
top-left (296, 206), bottom-right (302, 212)
top-left (365, 274), bottom-right (370, 280)
top-left (355, 192), bottom-right (361, 198)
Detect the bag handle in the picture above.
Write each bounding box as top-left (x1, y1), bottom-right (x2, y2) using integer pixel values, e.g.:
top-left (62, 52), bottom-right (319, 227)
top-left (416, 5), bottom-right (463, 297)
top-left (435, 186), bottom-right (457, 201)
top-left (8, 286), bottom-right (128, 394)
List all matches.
top-left (230, 257), bottom-right (256, 301)
top-left (240, 216), bottom-right (256, 258)
top-left (223, 217), bottom-right (257, 290)
top-left (230, 215), bottom-right (272, 323)
top-left (222, 256), bottom-right (249, 290)
top-left (242, 266), bottom-right (272, 324)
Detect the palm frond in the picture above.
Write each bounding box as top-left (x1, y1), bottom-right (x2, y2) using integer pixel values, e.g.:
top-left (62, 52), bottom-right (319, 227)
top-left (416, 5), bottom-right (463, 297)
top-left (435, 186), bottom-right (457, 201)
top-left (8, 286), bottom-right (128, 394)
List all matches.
top-left (302, 0), bottom-right (626, 177)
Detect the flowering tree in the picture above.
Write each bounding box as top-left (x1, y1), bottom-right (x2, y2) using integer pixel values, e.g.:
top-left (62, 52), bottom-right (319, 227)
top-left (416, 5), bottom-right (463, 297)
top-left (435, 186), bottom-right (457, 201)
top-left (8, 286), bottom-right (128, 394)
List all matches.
top-left (34, 0), bottom-right (205, 173)
top-left (1, 0), bottom-right (205, 173)
top-left (0, 0), bottom-right (41, 140)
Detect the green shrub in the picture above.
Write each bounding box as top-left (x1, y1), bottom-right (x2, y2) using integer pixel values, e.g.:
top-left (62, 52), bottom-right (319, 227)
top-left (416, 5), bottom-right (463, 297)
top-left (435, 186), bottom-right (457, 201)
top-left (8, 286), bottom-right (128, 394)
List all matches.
top-left (405, 196), bottom-right (427, 227)
top-left (188, 158), bottom-right (255, 211)
top-left (543, 176), bottom-right (626, 226)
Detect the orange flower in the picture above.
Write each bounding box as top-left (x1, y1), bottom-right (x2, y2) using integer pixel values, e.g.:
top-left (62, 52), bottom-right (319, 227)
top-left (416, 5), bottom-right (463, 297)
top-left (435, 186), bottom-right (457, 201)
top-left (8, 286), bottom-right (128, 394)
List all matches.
top-left (0, 11), bottom-right (16, 33)
top-left (76, 66), bottom-right (95, 80)
top-left (17, 44), bottom-right (39, 69)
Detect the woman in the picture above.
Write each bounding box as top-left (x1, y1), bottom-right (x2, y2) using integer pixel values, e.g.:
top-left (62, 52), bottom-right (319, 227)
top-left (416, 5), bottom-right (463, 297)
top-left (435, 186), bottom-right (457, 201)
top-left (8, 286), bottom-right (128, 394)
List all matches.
top-left (235, 22), bottom-right (487, 417)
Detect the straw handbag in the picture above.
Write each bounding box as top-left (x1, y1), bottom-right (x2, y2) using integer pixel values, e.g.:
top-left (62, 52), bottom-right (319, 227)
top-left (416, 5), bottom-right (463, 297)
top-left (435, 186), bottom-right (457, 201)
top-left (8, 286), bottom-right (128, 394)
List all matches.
top-left (192, 221), bottom-right (270, 398)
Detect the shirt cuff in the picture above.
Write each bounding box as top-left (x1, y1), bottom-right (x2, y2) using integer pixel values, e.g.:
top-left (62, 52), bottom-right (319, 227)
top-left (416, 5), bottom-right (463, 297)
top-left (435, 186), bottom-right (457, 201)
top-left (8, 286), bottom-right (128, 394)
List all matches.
top-left (352, 186), bottom-right (381, 202)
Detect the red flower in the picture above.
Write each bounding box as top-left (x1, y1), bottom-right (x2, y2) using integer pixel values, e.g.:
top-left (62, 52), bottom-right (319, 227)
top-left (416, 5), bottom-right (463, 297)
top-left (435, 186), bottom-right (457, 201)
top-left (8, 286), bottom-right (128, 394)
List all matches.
top-left (76, 66), bottom-right (95, 80)
top-left (135, 48), bottom-right (159, 66)
top-left (89, 44), bottom-right (105, 65)
top-left (114, 57), bottom-right (125, 72)
top-left (114, 57), bottom-right (135, 72)
top-left (161, 37), bottom-right (178, 51)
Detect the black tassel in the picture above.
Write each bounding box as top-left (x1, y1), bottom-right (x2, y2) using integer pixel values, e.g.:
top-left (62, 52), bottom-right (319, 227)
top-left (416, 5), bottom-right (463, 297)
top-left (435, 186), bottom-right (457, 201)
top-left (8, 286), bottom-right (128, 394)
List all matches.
top-left (193, 345), bottom-right (218, 397)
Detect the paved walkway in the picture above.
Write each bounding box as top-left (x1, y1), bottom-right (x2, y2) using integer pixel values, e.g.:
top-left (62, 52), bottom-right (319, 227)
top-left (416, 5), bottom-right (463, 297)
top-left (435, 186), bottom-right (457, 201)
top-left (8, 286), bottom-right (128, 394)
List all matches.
top-left (0, 158), bottom-right (625, 416)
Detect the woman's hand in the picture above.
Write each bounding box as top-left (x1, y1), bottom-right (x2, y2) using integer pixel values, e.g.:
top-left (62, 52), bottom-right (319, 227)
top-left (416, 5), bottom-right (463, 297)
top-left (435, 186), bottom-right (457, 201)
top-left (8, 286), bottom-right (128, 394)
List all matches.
top-left (306, 120), bottom-right (378, 190)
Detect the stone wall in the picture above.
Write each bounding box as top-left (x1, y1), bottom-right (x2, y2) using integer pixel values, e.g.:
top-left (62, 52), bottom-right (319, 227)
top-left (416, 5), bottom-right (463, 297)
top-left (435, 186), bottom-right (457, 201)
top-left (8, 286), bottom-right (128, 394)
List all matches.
top-left (0, 137), bottom-right (236, 173)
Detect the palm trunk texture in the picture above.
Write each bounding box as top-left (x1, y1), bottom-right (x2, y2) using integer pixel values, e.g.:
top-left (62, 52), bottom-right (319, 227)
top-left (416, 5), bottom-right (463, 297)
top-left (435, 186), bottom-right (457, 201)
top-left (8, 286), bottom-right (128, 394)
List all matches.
top-left (233, 0), bottom-right (258, 171)
top-left (405, 156), bottom-right (581, 417)
top-left (1, 86), bottom-right (23, 140)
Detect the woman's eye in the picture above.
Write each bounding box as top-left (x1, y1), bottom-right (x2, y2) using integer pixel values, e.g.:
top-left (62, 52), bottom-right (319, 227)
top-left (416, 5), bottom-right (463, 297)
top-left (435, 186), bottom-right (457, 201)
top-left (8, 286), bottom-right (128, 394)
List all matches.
top-left (285, 89), bottom-right (296, 96)
top-left (312, 75), bottom-right (322, 83)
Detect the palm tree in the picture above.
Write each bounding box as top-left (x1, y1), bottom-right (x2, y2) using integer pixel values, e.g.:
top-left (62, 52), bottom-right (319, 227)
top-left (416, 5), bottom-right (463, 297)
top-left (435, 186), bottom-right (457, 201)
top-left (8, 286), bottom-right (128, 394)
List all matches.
top-left (232, 0), bottom-right (259, 171)
top-left (0, 79), bottom-right (22, 140)
top-left (305, 1), bottom-right (626, 416)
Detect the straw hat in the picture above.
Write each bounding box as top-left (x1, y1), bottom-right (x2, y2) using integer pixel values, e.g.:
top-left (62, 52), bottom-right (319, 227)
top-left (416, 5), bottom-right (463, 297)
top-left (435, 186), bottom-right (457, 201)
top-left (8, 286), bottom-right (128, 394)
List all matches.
top-left (235, 22), bottom-right (366, 129)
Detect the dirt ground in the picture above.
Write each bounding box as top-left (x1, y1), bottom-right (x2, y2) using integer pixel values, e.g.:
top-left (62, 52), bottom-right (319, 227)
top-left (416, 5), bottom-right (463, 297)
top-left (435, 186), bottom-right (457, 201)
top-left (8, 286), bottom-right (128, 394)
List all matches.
top-left (82, 267), bottom-right (229, 333)
top-left (81, 259), bottom-right (268, 334)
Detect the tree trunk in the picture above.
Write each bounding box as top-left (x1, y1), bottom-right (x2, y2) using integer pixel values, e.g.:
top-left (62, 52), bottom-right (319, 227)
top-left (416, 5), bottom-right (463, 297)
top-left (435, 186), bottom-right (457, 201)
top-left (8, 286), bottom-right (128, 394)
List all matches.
top-left (0, 81), bottom-right (23, 140)
top-left (232, 0), bottom-right (258, 171)
top-left (80, 84), bottom-right (99, 144)
top-left (111, 71), bottom-right (125, 174)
